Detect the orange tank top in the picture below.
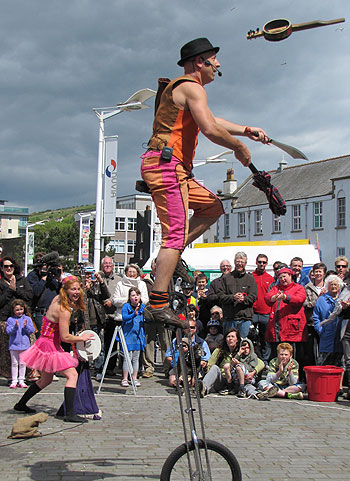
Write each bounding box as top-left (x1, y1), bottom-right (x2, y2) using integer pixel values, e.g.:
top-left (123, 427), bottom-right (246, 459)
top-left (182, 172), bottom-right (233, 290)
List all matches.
top-left (147, 75), bottom-right (202, 171)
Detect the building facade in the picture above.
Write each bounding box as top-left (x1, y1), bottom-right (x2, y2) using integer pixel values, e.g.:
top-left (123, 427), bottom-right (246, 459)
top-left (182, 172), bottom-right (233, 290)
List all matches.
top-left (0, 200), bottom-right (29, 239)
top-left (216, 155), bottom-right (350, 269)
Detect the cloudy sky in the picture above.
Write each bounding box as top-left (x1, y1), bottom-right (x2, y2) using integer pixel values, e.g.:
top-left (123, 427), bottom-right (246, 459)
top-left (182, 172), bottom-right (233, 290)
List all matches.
top-left (1, 0), bottom-right (349, 213)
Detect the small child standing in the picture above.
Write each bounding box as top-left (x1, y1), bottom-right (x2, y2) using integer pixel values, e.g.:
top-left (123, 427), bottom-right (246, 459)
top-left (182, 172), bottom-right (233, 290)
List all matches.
top-left (120, 288), bottom-right (146, 388)
top-left (6, 299), bottom-right (35, 389)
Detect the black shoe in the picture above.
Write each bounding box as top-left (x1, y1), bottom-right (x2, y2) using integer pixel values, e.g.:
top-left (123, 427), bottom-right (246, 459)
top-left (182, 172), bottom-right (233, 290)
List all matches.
top-left (144, 304), bottom-right (188, 329)
top-left (63, 415), bottom-right (88, 423)
top-left (237, 388), bottom-right (246, 398)
top-left (198, 380), bottom-right (207, 398)
top-left (174, 257), bottom-right (194, 285)
top-left (14, 403), bottom-right (36, 414)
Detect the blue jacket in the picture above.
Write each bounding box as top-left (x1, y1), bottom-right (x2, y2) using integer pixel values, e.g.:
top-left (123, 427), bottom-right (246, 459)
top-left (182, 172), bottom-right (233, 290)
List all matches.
top-left (296, 270), bottom-right (310, 287)
top-left (119, 302), bottom-right (146, 351)
top-left (6, 315), bottom-right (35, 350)
top-left (313, 293), bottom-right (342, 353)
top-left (165, 334), bottom-right (211, 367)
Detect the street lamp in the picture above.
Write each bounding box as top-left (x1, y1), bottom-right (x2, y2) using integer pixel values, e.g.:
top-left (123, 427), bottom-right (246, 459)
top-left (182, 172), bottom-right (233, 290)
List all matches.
top-left (24, 220), bottom-right (48, 276)
top-left (92, 88), bottom-right (156, 272)
top-left (193, 150), bottom-right (233, 167)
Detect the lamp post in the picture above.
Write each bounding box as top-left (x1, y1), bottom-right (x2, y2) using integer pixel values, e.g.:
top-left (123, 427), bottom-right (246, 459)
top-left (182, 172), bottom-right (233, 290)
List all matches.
top-left (24, 220), bottom-right (48, 276)
top-left (92, 88), bottom-right (156, 272)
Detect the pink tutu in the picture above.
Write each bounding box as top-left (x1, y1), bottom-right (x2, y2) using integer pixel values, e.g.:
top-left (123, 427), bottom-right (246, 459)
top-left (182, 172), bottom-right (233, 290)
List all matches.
top-left (20, 315), bottom-right (79, 373)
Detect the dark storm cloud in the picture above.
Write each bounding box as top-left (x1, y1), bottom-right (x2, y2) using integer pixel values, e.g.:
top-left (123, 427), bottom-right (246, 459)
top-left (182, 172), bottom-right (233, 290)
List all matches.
top-left (0, 0), bottom-right (349, 211)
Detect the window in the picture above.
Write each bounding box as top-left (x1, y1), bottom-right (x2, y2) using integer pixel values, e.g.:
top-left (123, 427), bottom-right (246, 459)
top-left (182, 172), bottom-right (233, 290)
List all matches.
top-left (128, 217), bottom-right (137, 231)
top-left (254, 210), bottom-right (263, 235)
top-left (313, 201), bottom-right (323, 229)
top-left (337, 247), bottom-right (345, 256)
top-left (139, 247), bottom-right (144, 260)
top-left (127, 239), bottom-right (136, 254)
top-left (140, 231), bottom-right (144, 242)
top-left (8, 228), bottom-right (12, 234)
top-left (292, 204), bottom-right (301, 231)
top-left (106, 239), bottom-right (125, 253)
top-left (238, 212), bottom-right (246, 236)
top-left (337, 196), bottom-right (346, 227)
top-left (115, 217), bottom-right (125, 231)
top-left (273, 214), bottom-right (281, 233)
top-left (114, 262), bottom-right (124, 273)
top-left (224, 214), bottom-right (230, 237)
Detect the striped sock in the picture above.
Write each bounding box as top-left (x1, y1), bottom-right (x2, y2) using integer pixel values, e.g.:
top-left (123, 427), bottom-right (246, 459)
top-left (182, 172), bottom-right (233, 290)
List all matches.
top-left (149, 291), bottom-right (169, 309)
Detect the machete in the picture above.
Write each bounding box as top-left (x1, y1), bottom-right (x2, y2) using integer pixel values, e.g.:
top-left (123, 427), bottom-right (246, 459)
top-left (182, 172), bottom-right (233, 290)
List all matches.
top-left (248, 128), bottom-right (308, 160)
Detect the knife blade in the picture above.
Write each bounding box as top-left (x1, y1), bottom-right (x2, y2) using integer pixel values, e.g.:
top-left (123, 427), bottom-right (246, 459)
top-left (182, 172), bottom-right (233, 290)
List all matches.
top-left (250, 129), bottom-right (308, 160)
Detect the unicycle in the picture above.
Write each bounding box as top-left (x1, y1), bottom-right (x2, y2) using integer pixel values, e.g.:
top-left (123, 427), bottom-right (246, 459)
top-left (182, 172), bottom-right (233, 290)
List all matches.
top-left (160, 292), bottom-right (242, 481)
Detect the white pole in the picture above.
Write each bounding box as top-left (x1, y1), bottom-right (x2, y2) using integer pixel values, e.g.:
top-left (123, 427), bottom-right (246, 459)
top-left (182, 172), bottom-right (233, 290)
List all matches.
top-left (94, 115), bottom-right (105, 272)
top-left (24, 224), bottom-right (29, 277)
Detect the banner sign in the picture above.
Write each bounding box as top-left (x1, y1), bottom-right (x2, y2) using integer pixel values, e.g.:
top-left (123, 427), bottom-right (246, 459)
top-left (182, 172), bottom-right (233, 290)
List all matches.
top-left (27, 231), bottom-right (34, 265)
top-left (79, 216), bottom-right (91, 263)
top-left (102, 136), bottom-right (118, 236)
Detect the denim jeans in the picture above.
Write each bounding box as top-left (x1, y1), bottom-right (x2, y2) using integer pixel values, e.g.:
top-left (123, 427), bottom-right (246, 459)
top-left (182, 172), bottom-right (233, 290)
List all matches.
top-left (223, 319), bottom-right (251, 338)
top-left (253, 313), bottom-right (271, 364)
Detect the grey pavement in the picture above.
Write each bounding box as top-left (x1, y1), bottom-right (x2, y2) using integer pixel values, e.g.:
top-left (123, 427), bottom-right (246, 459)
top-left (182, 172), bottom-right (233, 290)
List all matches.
top-left (0, 369), bottom-right (349, 481)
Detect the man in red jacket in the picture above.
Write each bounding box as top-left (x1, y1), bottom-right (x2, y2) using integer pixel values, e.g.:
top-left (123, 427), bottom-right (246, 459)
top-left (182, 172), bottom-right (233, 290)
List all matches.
top-left (264, 267), bottom-right (307, 376)
top-left (252, 254), bottom-right (274, 365)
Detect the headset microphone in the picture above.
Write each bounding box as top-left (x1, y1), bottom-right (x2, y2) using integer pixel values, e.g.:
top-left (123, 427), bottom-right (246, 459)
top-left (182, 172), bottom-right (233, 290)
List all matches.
top-left (204, 59), bottom-right (222, 77)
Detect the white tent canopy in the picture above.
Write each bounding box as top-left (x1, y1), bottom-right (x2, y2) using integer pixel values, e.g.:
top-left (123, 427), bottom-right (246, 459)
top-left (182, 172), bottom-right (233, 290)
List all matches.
top-left (143, 241), bottom-right (320, 277)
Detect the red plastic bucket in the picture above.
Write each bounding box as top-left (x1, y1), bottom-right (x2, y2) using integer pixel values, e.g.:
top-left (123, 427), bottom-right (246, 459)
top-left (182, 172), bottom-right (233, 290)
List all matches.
top-left (304, 365), bottom-right (344, 402)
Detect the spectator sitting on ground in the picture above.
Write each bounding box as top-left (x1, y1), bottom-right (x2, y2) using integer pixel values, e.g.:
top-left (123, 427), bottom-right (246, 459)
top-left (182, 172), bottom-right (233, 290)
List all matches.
top-left (290, 257), bottom-right (309, 286)
top-left (205, 318), bottom-right (224, 353)
top-left (199, 328), bottom-right (241, 397)
top-left (220, 338), bottom-right (263, 398)
top-left (165, 318), bottom-right (210, 387)
top-left (257, 342), bottom-right (306, 400)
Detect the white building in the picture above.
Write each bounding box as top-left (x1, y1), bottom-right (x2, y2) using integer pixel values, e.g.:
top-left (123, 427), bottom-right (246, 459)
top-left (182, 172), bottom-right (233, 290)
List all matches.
top-left (216, 155), bottom-right (350, 269)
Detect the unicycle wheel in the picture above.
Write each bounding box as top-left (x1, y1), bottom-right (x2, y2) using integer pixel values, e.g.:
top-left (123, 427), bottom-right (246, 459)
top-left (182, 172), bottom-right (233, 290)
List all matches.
top-left (160, 438), bottom-right (242, 480)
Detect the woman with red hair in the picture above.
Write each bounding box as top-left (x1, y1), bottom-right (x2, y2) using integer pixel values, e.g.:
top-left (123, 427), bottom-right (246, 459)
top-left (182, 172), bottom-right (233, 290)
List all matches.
top-left (14, 276), bottom-right (94, 422)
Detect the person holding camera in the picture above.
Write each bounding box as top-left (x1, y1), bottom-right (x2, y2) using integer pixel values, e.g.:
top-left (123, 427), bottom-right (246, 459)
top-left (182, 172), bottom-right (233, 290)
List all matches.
top-left (27, 252), bottom-right (63, 334)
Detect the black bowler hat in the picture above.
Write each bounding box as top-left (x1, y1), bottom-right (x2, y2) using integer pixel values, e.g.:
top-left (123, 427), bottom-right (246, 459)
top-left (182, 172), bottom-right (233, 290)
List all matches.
top-left (177, 37), bottom-right (220, 67)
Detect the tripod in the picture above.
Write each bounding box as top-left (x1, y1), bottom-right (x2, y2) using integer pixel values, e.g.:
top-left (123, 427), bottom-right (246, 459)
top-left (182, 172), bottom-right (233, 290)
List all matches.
top-left (96, 324), bottom-right (137, 395)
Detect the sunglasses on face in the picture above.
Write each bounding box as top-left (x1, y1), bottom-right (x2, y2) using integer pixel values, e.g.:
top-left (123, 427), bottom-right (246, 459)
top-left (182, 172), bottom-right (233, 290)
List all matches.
top-left (336, 265), bottom-right (347, 269)
top-left (257, 261), bottom-right (267, 264)
top-left (3, 264), bottom-right (14, 269)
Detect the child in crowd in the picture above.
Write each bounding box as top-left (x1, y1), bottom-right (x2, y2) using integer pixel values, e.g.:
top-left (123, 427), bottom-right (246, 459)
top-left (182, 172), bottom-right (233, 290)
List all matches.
top-left (6, 299), bottom-right (35, 389)
top-left (120, 288), bottom-right (146, 388)
top-left (221, 338), bottom-right (259, 397)
top-left (257, 342), bottom-right (306, 400)
top-left (205, 319), bottom-right (224, 353)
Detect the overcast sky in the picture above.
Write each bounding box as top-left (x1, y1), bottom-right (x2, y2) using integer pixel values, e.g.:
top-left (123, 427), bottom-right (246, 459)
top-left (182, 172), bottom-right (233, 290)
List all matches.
top-left (1, 0), bottom-right (349, 213)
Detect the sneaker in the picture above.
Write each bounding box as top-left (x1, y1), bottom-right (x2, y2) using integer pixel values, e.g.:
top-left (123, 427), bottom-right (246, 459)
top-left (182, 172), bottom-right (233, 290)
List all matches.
top-left (174, 257), bottom-right (194, 285)
top-left (237, 388), bottom-right (246, 398)
top-left (52, 374), bottom-right (59, 382)
top-left (121, 379), bottom-right (129, 387)
top-left (18, 382), bottom-right (28, 388)
top-left (219, 389), bottom-right (229, 396)
top-left (142, 370), bottom-right (153, 378)
top-left (256, 390), bottom-right (270, 401)
top-left (95, 373), bottom-right (103, 382)
top-left (134, 380), bottom-right (141, 387)
top-left (144, 303), bottom-right (188, 329)
top-left (267, 385), bottom-right (279, 398)
top-left (198, 380), bottom-right (207, 398)
top-left (9, 382), bottom-right (17, 389)
top-left (287, 392), bottom-right (304, 400)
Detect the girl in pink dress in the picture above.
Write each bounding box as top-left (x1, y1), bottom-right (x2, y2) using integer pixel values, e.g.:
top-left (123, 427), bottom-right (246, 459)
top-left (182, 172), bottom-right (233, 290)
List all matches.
top-left (14, 276), bottom-right (94, 423)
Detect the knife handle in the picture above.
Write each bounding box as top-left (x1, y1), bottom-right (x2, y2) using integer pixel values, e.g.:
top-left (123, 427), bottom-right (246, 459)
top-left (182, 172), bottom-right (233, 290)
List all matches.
top-left (246, 127), bottom-right (272, 143)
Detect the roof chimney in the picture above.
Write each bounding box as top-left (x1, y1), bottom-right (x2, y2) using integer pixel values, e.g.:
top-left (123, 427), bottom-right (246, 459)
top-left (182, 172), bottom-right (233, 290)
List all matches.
top-left (223, 168), bottom-right (237, 195)
top-left (277, 155), bottom-right (288, 172)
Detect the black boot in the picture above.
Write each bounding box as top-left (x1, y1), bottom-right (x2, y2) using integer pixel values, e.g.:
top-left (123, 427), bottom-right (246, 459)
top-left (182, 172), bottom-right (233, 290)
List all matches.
top-left (63, 387), bottom-right (87, 423)
top-left (14, 383), bottom-right (41, 413)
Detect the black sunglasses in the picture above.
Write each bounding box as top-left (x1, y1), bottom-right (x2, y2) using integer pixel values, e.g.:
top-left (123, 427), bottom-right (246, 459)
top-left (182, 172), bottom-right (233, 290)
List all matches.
top-left (336, 265), bottom-right (347, 268)
top-left (3, 264), bottom-right (14, 268)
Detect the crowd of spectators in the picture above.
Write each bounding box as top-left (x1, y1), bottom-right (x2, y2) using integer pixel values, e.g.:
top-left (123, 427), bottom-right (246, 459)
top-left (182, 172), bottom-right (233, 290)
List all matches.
top-left (0, 247), bottom-right (349, 402)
